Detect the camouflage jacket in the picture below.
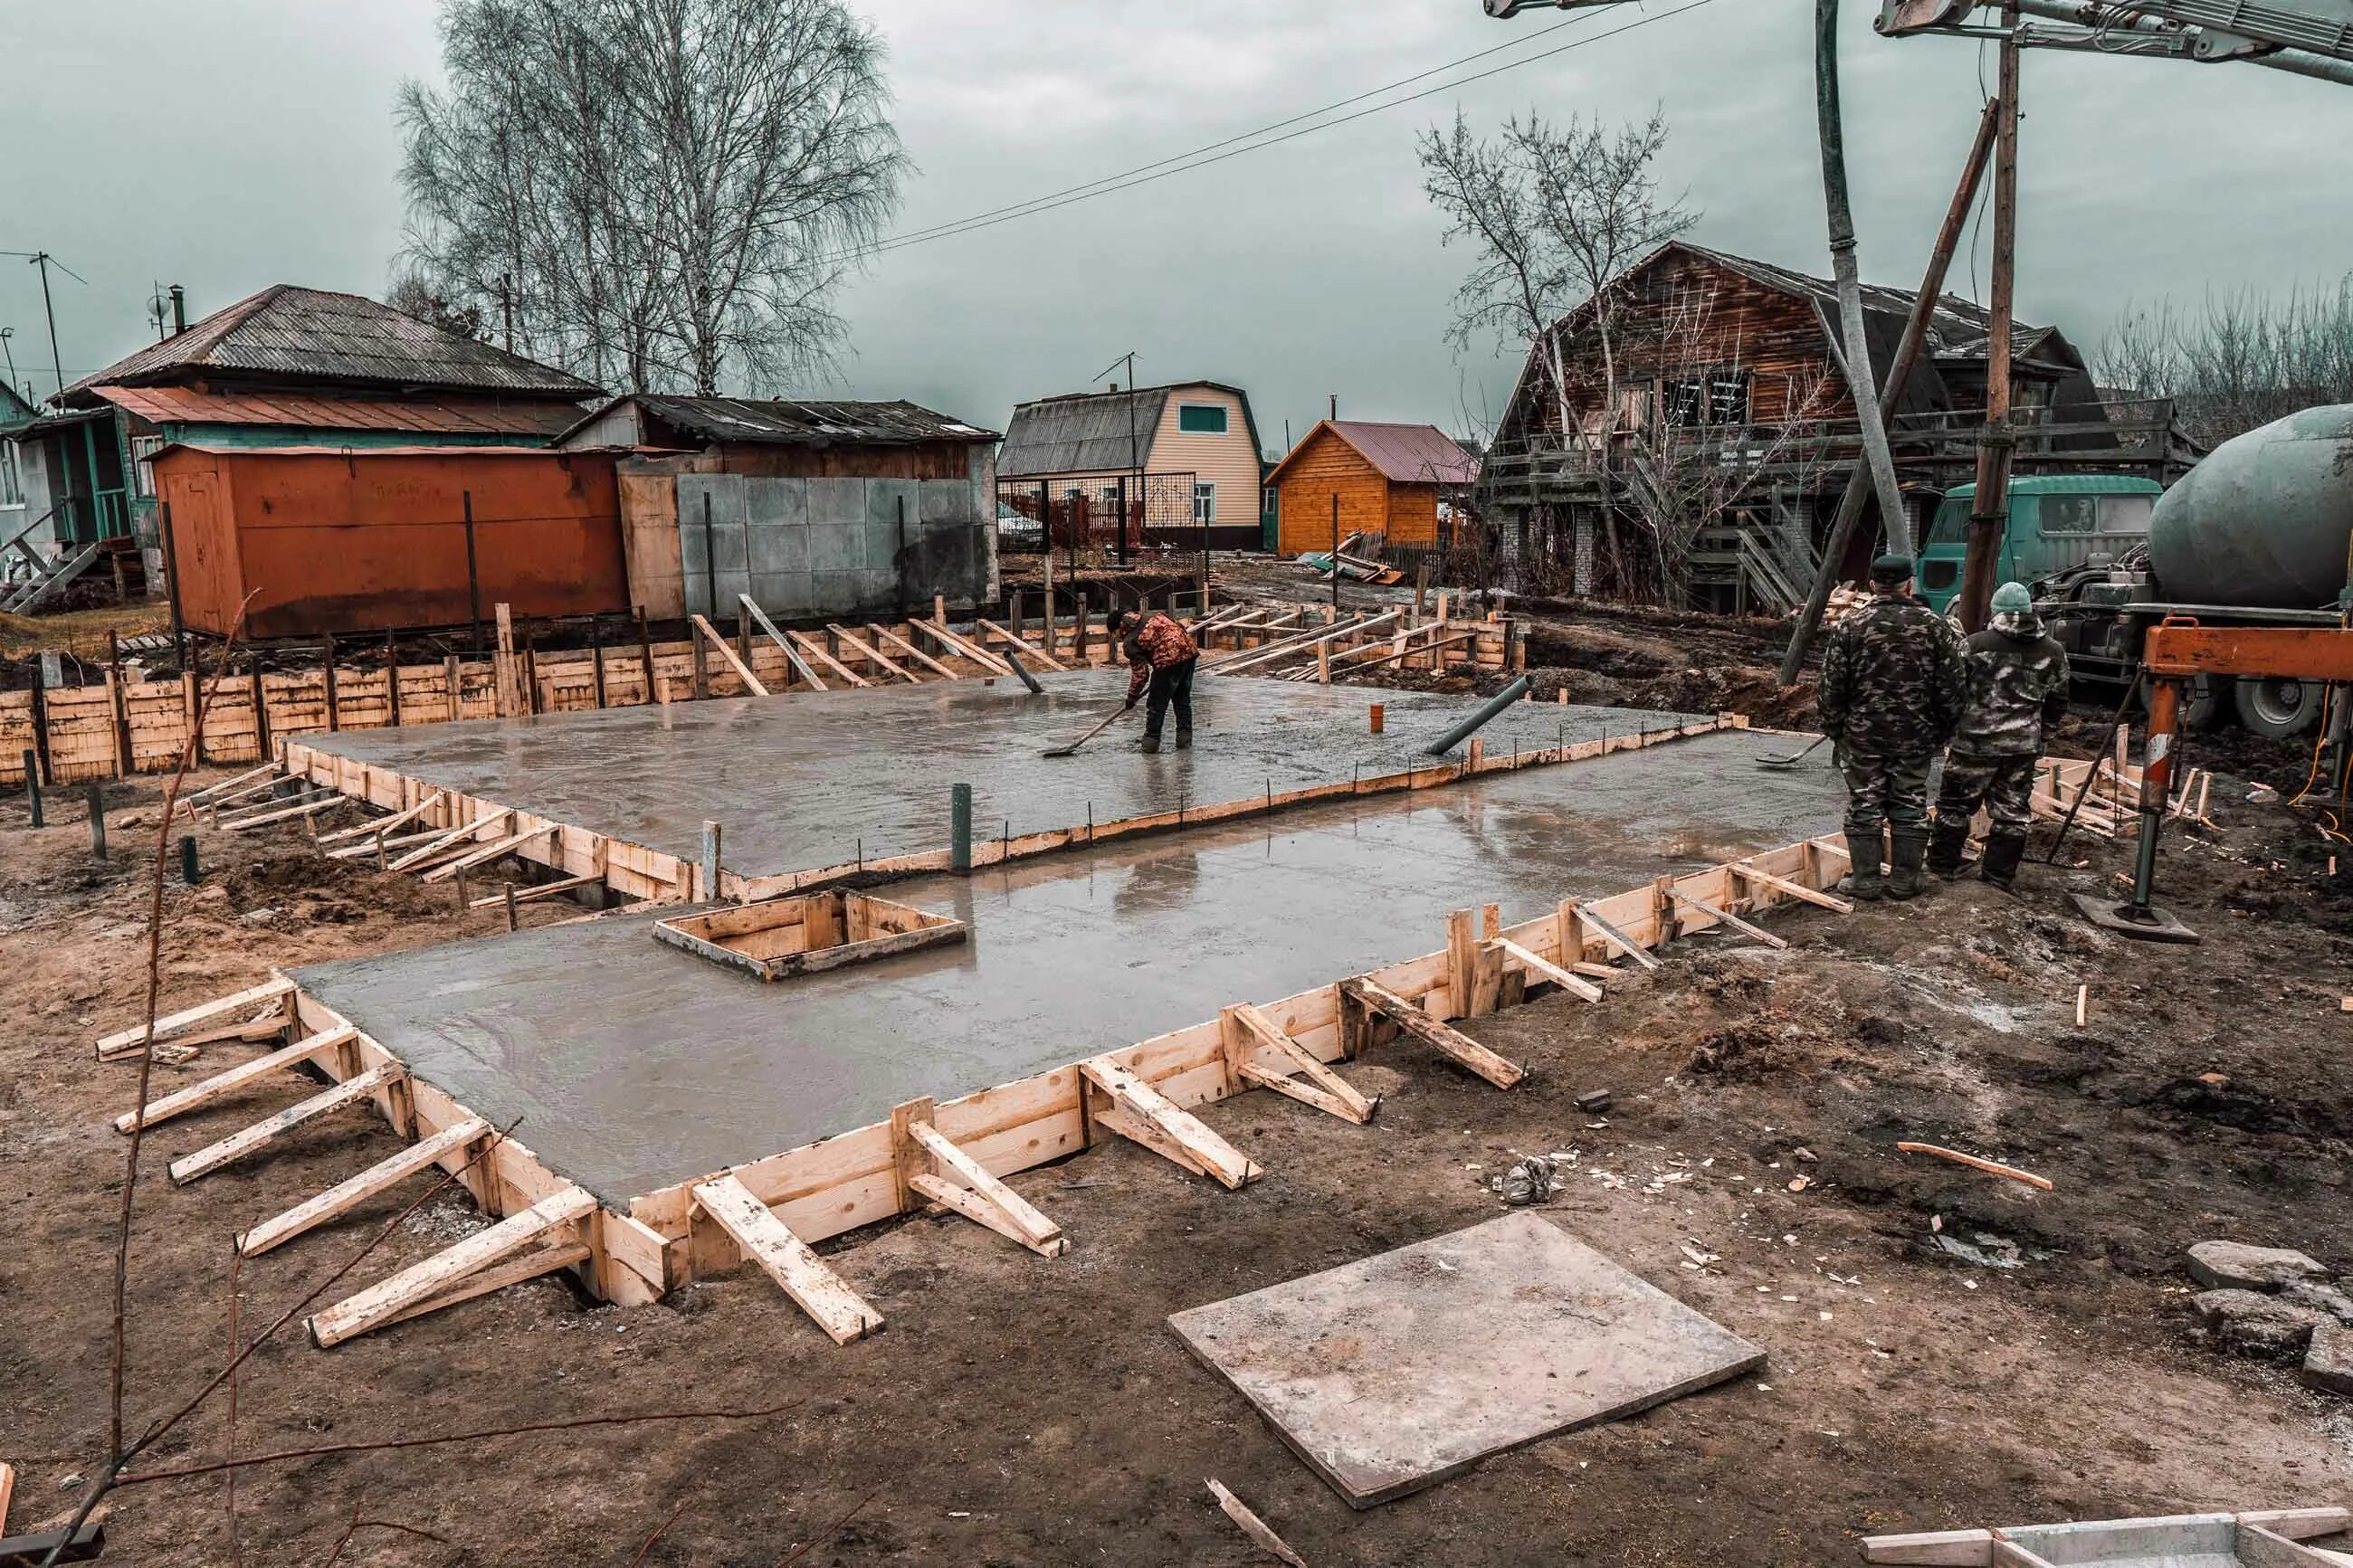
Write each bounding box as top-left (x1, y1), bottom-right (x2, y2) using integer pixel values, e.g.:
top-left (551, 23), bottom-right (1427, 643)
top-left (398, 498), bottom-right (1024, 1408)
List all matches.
top-left (1816, 594), bottom-right (1965, 758)
top-left (1950, 624), bottom-right (2071, 757)
top-left (1122, 613), bottom-right (1199, 702)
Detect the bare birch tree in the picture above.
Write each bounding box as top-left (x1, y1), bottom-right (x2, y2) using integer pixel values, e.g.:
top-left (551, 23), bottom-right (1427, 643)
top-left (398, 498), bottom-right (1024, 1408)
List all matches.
top-left (2100, 276), bottom-right (2353, 448)
top-left (1418, 108), bottom-right (1697, 593)
top-left (396, 0), bottom-right (906, 394)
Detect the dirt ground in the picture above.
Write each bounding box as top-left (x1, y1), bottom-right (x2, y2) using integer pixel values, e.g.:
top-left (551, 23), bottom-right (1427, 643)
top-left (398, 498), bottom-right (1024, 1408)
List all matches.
top-left (6, 647), bottom-right (2353, 1563)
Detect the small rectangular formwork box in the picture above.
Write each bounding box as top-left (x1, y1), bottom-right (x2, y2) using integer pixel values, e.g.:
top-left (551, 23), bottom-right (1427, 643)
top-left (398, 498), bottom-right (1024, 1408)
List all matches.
top-left (653, 891), bottom-right (965, 982)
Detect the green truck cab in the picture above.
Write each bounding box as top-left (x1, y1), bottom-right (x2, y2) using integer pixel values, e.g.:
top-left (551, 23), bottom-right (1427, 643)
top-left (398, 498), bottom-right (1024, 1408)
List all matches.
top-left (1911, 475), bottom-right (2163, 614)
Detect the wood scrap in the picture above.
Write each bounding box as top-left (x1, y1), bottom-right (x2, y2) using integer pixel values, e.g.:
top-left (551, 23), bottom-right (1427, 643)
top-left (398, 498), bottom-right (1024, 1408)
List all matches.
top-left (1205, 1478), bottom-right (1309, 1567)
top-left (1894, 1142), bottom-right (2054, 1192)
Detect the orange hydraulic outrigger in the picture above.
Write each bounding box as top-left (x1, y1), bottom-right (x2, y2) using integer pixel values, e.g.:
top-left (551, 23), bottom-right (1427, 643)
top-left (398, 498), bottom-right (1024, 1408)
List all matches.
top-left (2087, 617), bottom-right (2353, 942)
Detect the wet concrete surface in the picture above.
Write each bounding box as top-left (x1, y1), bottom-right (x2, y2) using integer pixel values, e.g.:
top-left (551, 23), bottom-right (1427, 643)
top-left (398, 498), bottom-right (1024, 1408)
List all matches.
top-left (300, 670), bottom-right (1709, 879)
top-left (293, 728), bottom-right (1843, 1203)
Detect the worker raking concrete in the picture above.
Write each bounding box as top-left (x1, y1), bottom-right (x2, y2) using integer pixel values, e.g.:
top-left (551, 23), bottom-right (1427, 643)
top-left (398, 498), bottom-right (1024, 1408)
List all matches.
top-left (1107, 607), bottom-right (1200, 754)
top-left (1815, 554), bottom-right (1964, 901)
top-left (1929, 581), bottom-right (2071, 891)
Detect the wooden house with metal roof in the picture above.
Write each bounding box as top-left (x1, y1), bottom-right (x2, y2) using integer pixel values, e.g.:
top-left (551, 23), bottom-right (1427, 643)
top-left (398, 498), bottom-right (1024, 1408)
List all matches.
top-left (996, 381), bottom-right (1270, 552)
top-left (1265, 420), bottom-right (1480, 556)
top-left (1480, 241), bottom-right (2184, 612)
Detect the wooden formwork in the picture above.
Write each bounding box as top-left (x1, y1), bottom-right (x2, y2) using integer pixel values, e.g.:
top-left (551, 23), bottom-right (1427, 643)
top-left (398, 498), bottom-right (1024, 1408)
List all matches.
top-left (99, 827), bottom-right (1851, 1351)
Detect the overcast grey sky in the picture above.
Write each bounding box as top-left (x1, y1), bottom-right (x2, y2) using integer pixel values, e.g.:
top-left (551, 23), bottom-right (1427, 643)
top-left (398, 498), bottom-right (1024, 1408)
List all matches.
top-left (6, 0), bottom-right (2349, 451)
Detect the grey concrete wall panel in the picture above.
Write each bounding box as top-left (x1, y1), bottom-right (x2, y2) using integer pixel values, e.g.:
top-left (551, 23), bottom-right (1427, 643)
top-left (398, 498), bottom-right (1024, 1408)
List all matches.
top-left (747, 522), bottom-right (810, 576)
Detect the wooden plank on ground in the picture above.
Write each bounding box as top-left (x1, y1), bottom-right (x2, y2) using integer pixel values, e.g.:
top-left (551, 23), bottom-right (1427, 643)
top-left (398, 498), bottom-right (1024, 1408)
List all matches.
top-left (116, 1024), bottom-right (358, 1134)
top-left (1490, 938), bottom-right (1605, 1001)
top-left (307, 1185), bottom-right (595, 1348)
top-left (168, 1063), bottom-right (401, 1184)
top-left (690, 613), bottom-right (771, 697)
top-left (419, 822), bottom-right (556, 884)
top-left (95, 977), bottom-right (297, 1060)
top-left (1223, 1003), bottom-right (1377, 1123)
top-left (1729, 860), bottom-right (1854, 914)
top-left (691, 1173), bottom-right (881, 1344)
top-left (1340, 977), bottom-right (1525, 1089)
top-left (237, 1117), bottom-right (491, 1257)
top-left (1080, 1057), bottom-right (1262, 1189)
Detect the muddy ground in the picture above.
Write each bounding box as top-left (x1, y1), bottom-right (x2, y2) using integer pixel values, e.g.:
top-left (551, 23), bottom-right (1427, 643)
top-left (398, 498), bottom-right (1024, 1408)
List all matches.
top-left (5, 651), bottom-right (2353, 1563)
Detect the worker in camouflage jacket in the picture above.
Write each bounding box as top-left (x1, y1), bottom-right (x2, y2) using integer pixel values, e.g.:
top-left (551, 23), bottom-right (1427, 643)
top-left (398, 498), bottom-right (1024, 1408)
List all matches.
top-left (1108, 607), bottom-right (1200, 754)
top-left (1815, 554), bottom-right (1965, 901)
top-left (1929, 581), bottom-right (2072, 890)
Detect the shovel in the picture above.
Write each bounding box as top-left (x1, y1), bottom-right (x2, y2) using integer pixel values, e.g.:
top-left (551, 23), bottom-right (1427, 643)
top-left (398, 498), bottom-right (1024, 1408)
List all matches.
top-left (1756, 734), bottom-right (1829, 770)
top-left (1042, 699), bottom-right (1138, 758)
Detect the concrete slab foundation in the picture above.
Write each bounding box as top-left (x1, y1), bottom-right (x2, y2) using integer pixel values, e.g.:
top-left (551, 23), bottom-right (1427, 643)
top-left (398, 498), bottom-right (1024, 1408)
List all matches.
top-left (288, 670), bottom-right (1715, 896)
top-left (290, 727), bottom-right (1843, 1203)
top-left (1167, 1212), bottom-right (1767, 1506)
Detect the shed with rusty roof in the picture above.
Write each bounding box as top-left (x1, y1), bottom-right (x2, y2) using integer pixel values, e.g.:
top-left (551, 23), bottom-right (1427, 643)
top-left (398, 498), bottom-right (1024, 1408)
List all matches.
top-left (558, 393), bottom-right (1002, 624)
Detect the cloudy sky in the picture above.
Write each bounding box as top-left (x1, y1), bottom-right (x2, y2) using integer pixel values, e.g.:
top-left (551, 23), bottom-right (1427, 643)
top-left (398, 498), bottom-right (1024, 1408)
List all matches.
top-left (6, 0), bottom-right (2350, 451)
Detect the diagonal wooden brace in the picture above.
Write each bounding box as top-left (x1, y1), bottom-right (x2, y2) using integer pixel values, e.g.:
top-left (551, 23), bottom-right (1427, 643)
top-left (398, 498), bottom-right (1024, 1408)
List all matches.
top-left (689, 613), bottom-right (771, 696)
top-left (1671, 889), bottom-right (1791, 949)
top-left (237, 1116), bottom-right (491, 1258)
top-left (1575, 903), bottom-right (1662, 970)
top-left (117, 1023), bottom-right (358, 1134)
top-left (387, 808), bottom-right (511, 873)
top-left (1080, 1057), bottom-right (1261, 1189)
top-left (95, 975), bottom-right (297, 1060)
top-left (1729, 860), bottom-right (1855, 914)
top-left (420, 822), bottom-right (557, 884)
top-left (1338, 977), bottom-right (1526, 1089)
top-left (307, 1186), bottom-right (595, 1348)
top-left (168, 1063), bottom-right (402, 1185)
top-left (691, 1173), bottom-right (881, 1344)
top-left (1487, 939), bottom-right (1604, 1002)
top-left (890, 1097), bottom-right (1065, 1257)
top-left (1221, 1004), bottom-right (1377, 1124)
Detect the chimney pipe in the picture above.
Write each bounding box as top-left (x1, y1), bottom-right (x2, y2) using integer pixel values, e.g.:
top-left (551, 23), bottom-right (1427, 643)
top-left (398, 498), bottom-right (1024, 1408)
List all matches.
top-left (1329, 393), bottom-right (1338, 421)
top-left (168, 285), bottom-right (186, 336)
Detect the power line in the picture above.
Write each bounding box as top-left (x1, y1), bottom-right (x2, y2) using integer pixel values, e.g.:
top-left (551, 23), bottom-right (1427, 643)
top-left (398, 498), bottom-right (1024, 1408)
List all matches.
top-left (834, 0), bottom-right (1718, 266)
top-left (866, 11), bottom-right (1603, 255)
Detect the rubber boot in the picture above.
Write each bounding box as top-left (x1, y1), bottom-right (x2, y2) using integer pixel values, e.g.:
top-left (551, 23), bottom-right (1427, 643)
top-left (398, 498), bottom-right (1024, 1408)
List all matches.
top-left (1927, 817), bottom-right (1971, 879)
top-left (1140, 733), bottom-right (1161, 755)
top-left (1885, 827), bottom-right (1929, 901)
top-left (1175, 724), bottom-right (1193, 752)
top-left (1979, 830), bottom-right (2027, 892)
top-left (1841, 831), bottom-right (1886, 902)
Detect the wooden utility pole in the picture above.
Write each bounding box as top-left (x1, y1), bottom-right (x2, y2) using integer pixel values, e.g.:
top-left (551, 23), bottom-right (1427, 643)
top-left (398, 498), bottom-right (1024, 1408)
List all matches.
top-left (1958, 2), bottom-right (2023, 633)
top-left (1780, 97), bottom-right (2001, 684)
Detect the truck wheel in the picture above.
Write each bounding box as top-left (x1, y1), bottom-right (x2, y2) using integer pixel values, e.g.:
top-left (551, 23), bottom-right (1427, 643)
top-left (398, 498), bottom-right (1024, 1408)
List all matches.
top-left (2184, 674), bottom-right (2232, 731)
top-left (2234, 674), bottom-right (2325, 738)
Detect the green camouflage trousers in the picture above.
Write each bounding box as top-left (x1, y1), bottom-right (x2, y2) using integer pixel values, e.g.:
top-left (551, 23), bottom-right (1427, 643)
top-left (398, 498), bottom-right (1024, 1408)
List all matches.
top-left (1840, 748), bottom-right (1932, 836)
top-left (1935, 750), bottom-right (2040, 833)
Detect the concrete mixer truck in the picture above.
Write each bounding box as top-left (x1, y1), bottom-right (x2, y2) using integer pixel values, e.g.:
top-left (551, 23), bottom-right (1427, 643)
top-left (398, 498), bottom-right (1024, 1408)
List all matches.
top-left (1912, 404), bottom-right (2353, 737)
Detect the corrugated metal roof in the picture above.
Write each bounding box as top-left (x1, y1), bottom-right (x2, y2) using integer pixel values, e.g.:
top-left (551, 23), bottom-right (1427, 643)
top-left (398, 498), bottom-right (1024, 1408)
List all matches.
top-left (576, 394), bottom-right (996, 449)
top-left (160, 442), bottom-right (568, 459)
top-left (95, 383), bottom-right (584, 437)
top-left (63, 285), bottom-right (603, 401)
top-left (997, 385), bottom-right (1172, 477)
top-left (1303, 421), bottom-right (1480, 485)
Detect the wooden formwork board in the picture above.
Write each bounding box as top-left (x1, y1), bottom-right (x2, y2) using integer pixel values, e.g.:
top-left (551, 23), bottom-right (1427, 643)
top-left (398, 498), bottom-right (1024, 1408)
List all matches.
top-left (285, 710), bottom-right (1742, 908)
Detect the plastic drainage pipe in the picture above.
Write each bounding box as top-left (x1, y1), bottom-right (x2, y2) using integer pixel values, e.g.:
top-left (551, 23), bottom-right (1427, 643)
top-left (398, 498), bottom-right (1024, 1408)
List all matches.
top-left (1423, 676), bottom-right (1530, 757)
top-left (1001, 646), bottom-right (1044, 695)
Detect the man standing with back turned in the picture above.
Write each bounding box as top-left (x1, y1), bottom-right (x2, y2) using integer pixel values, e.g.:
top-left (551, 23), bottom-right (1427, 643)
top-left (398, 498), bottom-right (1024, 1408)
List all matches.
top-left (1107, 605), bottom-right (1199, 755)
top-left (1815, 554), bottom-right (1964, 901)
top-left (1929, 581), bottom-right (2071, 891)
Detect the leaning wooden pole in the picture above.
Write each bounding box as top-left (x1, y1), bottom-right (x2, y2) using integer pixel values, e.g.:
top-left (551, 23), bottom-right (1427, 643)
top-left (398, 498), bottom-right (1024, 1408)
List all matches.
top-left (1957, 0), bottom-right (2023, 634)
top-left (1815, 0), bottom-right (1911, 559)
top-left (1779, 96), bottom-right (2001, 685)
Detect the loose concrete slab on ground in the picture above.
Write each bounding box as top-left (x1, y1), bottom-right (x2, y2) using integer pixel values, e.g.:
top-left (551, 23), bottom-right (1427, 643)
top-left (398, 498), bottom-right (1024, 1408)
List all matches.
top-left (289, 727), bottom-right (1843, 1203)
top-left (1167, 1211), bottom-right (1766, 1506)
top-left (294, 669), bottom-right (1707, 880)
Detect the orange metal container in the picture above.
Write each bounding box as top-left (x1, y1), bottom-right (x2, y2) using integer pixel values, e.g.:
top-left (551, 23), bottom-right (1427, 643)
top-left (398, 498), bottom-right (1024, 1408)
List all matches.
top-left (155, 444), bottom-right (628, 640)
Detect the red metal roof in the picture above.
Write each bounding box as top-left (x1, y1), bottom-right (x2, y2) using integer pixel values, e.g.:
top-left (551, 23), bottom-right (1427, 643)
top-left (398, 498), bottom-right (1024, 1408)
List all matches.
top-left (1269, 421), bottom-right (1481, 487)
top-left (92, 383), bottom-right (585, 438)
